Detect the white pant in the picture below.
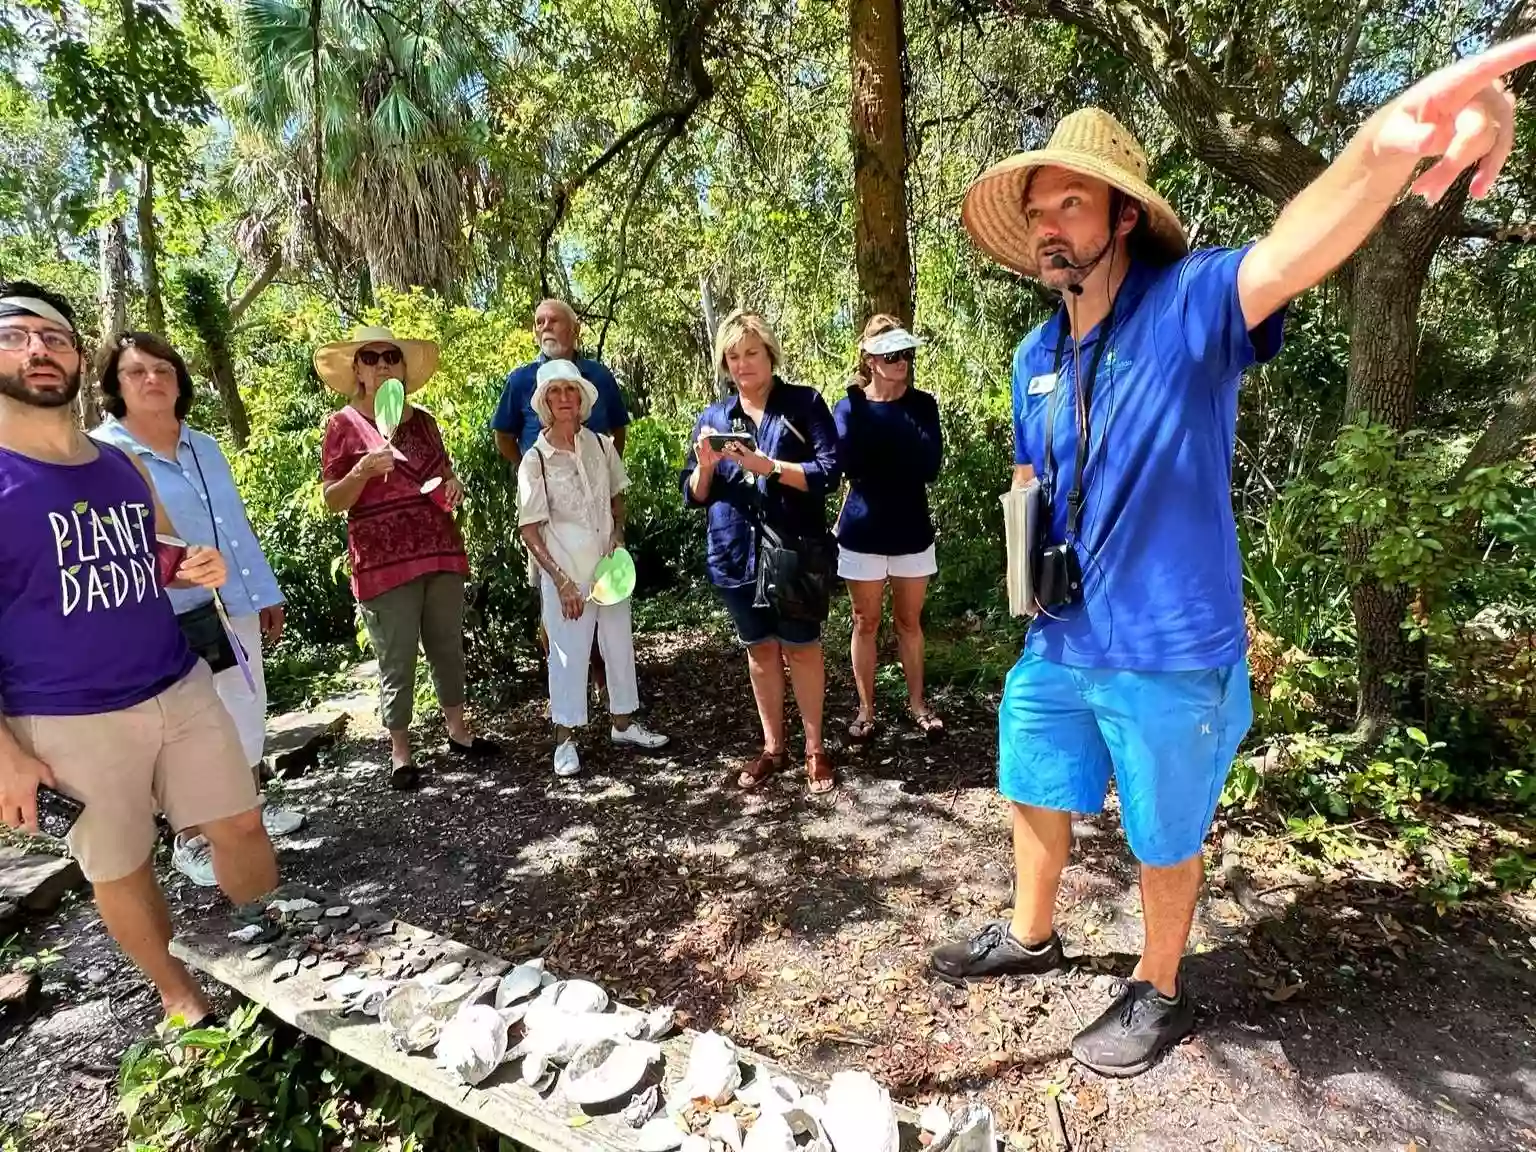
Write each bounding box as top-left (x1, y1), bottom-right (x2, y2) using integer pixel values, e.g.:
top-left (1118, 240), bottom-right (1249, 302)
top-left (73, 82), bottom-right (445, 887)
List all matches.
top-left (539, 572), bottom-right (639, 729)
top-left (213, 612), bottom-right (268, 768)
top-left (837, 543), bottom-right (939, 581)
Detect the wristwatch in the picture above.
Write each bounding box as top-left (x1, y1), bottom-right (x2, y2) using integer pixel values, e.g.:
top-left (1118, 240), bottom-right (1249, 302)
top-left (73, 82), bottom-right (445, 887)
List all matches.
top-left (768, 459), bottom-right (783, 482)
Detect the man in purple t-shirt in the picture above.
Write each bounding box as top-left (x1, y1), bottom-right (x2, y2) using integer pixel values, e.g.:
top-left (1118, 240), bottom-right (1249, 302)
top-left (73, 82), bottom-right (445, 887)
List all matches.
top-left (0, 281), bottom-right (277, 1027)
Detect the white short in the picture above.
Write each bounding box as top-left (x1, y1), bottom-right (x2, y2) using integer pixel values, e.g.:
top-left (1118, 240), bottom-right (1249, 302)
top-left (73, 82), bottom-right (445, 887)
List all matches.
top-left (837, 544), bottom-right (938, 582)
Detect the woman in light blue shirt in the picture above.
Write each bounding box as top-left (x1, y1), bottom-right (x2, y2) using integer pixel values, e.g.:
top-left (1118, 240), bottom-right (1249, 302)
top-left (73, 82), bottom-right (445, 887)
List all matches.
top-left (90, 332), bottom-right (304, 885)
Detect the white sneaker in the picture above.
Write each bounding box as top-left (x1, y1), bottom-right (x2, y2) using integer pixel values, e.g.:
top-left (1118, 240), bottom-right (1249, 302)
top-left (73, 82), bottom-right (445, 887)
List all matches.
top-left (553, 739), bottom-right (582, 777)
top-left (172, 834), bottom-right (217, 888)
top-left (610, 722), bottom-right (669, 750)
top-left (261, 804), bottom-right (306, 837)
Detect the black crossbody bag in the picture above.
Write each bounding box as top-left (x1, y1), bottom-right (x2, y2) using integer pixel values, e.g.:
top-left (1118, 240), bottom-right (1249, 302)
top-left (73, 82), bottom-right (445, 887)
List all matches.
top-left (746, 415), bottom-right (836, 624)
top-left (174, 442), bottom-right (241, 673)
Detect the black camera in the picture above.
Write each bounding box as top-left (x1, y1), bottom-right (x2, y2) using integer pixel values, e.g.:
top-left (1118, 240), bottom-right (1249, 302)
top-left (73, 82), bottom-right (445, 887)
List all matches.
top-left (1035, 540), bottom-right (1083, 611)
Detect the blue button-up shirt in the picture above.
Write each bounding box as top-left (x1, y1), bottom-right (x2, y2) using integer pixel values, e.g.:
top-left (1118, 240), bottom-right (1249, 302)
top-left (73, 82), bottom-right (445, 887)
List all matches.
top-left (490, 354), bottom-right (631, 455)
top-left (91, 418), bottom-right (284, 619)
top-left (680, 379), bottom-right (841, 589)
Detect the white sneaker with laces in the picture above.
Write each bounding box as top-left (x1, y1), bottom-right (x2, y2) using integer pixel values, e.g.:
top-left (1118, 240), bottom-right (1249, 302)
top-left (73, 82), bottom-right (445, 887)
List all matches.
top-left (610, 722), bottom-right (669, 749)
top-left (171, 834), bottom-right (217, 888)
top-left (261, 804), bottom-right (306, 837)
top-left (553, 739), bottom-right (582, 777)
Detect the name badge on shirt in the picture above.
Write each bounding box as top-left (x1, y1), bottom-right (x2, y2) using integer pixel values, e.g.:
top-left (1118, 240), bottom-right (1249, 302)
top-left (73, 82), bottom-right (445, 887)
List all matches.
top-left (1027, 372), bottom-right (1058, 396)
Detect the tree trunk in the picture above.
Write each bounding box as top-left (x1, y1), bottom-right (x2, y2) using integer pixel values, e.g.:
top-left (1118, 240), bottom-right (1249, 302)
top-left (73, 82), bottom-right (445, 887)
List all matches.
top-left (1341, 216), bottom-right (1435, 736)
top-left (850, 0), bottom-right (914, 326)
top-left (138, 158), bottom-right (164, 334)
top-left (87, 169), bottom-right (130, 429)
top-left (1459, 371), bottom-right (1536, 478)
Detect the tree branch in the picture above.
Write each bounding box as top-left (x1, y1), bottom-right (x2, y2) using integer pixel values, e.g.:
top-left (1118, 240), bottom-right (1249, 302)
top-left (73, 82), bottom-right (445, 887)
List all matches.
top-left (1452, 217), bottom-right (1536, 244)
top-left (229, 252), bottom-right (284, 323)
top-left (993, 0), bottom-right (1328, 205)
top-left (1320, 0), bottom-right (1371, 126)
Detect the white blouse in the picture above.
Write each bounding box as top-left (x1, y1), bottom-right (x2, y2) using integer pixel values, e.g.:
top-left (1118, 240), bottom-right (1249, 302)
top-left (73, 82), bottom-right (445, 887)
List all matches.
top-left (517, 428), bottom-right (628, 584)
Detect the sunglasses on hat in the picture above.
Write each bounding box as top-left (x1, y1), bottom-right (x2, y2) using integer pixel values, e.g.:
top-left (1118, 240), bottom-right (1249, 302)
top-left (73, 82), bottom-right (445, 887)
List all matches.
top-left (878, 348), bottom-right (915, 365)
top-left (356, 347), bottom-right (403, 367)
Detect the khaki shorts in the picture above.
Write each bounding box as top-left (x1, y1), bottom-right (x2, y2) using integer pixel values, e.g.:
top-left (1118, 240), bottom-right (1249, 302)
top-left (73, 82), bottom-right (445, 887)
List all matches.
top-left (5, 662), bottom-right (260, 883)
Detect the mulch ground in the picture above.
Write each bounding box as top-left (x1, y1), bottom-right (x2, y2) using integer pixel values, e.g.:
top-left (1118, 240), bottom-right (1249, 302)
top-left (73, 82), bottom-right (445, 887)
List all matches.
top-left (3, 623), bottom-right (1536, 1151)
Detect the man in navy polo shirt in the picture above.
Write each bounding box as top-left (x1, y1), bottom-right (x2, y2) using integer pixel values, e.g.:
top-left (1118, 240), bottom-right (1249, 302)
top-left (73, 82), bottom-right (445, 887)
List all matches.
top-left (492, 299), bottom-right (630, 467)
top-left (930, 35), bottom-right (1536, 1077)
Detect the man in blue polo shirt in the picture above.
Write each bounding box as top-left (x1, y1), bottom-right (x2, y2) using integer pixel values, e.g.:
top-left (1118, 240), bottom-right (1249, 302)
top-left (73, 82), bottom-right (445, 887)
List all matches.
top-left (929, 35), bottom-right (1536, 1077)
top-left (492, 299), bottom-right (630, 467)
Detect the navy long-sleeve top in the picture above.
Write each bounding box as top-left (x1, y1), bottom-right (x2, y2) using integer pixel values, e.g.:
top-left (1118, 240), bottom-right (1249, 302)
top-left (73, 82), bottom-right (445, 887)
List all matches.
top-left (832, 384), bottom-right (943, 556)
top-left (680, 378), bottom-right (842, 589)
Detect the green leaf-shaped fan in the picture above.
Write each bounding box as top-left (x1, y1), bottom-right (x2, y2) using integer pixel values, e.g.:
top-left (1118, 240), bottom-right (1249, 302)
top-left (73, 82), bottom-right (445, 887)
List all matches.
top-left (590, 547), bottom-right (636, 606)
top-left (374, 378), bottom-right (406, 440)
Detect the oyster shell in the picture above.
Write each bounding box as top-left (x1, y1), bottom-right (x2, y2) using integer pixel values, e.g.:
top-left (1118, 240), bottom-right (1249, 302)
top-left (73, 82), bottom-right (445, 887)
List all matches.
top-left (742, 1111), bottom-right (796, 1152)
top-left (637, 1115), bottom-right (687, 1152)
top-left (563, 1039), bottom-right (660, 1105)
top-left (494, 959), bottom-right (546, 1007)
top-left (946, 1103), bottom-right (996, 1152)
top-left (622, 1085), bottom-right (660, 1128)
top-left (381, 983), bottom-right (453, 1052)
top-left (677, 1031), bottom-right (741, 1105)
top-left (820, 1071), bottom-right (898, 1152)
top-left (434, 1003), bottom-right (509, 1087)
top-left (538, 978), bottom-right (608, 1014)
top-left (706, 1112), bottom-right (744, 1152)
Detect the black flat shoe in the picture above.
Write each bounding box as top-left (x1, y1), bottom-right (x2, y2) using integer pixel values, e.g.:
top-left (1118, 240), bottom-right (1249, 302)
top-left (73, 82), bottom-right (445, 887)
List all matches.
top-left (390, 763), bottom-right (421, 791)
top-left (929, 921), bottom-right (1065, 983)
top-left (1071, 979), bottom-right (1195, 1077)
top-left (445, 735), bottom-right (501, 759)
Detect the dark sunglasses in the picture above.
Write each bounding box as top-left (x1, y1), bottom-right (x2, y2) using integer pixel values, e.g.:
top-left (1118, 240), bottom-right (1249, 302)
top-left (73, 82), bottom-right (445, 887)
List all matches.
top-left (878, 348), bottom-right (916, 365)
top-left (356, 348), bottom-right (403, 367)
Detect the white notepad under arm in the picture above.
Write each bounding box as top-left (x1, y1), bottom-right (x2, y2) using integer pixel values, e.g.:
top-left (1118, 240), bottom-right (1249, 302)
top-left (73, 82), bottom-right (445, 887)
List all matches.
top-left (1000, 478), bottom-right (1041, 618)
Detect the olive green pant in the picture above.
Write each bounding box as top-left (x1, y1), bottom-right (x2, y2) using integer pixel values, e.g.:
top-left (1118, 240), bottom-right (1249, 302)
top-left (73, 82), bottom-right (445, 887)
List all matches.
top-left (358, 572), bottom-right (467, 732)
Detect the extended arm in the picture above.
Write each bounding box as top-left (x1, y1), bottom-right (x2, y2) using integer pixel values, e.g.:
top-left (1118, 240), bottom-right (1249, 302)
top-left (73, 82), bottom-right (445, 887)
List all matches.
top-left (1239, 34), bottom-right (1535, 328)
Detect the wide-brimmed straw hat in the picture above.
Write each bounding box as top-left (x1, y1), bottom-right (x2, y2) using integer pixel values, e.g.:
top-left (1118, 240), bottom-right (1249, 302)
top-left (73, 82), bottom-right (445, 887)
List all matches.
top-left (313, 326), bottom-right (440, 396)
top-left (532, 359), bottom-right (598, 427)
top-left (961, 108), bottom-right (1188, 278)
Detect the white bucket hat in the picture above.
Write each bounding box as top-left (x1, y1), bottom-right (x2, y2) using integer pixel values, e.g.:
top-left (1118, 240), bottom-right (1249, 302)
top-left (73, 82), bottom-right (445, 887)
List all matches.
top-left (861, 327), bottom-right (926, 356)
top-left (313, 326), bottom-right (440, 396)
top-left (532, 359), bottom-right (599, 426)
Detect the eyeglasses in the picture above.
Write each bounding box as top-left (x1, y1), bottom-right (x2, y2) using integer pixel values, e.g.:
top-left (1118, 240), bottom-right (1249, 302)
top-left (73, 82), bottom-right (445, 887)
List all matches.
top-left (878, 348), bottom-right (916, 365)
top-left (0, 328), bottom-right (75, 353)
top-left (356, 348), bottom-right (403, 367)
top-left (120, 364), bottom-right (178, 383)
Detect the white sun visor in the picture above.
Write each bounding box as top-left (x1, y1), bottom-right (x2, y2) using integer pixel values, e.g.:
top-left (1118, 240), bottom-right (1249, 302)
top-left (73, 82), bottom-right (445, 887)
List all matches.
top-left (861, 328), bottom-right (925, 356)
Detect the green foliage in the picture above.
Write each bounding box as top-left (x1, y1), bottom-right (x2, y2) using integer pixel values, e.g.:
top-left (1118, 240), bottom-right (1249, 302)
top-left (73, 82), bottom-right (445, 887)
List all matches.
top-left (118, 1002), bottom-right (510, 1151)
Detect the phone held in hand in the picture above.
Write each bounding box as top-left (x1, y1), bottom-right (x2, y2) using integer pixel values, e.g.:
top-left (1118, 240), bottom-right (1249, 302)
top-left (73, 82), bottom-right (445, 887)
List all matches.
top-left (35, 784), bottom-right (84, 840)
top-left (707, 431), bottom-right (757, 453)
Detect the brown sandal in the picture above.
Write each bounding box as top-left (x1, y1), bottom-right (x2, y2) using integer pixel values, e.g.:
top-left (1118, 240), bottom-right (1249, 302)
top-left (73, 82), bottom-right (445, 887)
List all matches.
top-left (806, 751), bottom-right (836, 795)
top-left (737, 750), bottom-right (785, 790)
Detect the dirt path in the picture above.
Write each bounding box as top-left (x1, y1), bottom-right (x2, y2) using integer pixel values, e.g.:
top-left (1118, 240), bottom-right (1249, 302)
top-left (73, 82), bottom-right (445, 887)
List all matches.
top-left (4, 625), bottom-right (1536, 1151)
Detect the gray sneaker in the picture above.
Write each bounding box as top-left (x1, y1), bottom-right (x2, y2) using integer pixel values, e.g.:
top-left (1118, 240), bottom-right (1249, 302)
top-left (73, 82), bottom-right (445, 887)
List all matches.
top-left (171, 834), bottom-right (216, 888)
top-left (929, 921), bottom-right (1064, 982)
top-left (261, 804), bottom-right (306, 837)
top-left (1071, 979), bottom-right (1195, 1077)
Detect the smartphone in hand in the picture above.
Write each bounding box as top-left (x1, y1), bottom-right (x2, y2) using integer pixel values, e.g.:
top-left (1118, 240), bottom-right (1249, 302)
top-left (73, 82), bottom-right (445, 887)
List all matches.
top-left (35, 784), bottom-right (84, 840)
top-left (707, 432), bottom-right (757, 453)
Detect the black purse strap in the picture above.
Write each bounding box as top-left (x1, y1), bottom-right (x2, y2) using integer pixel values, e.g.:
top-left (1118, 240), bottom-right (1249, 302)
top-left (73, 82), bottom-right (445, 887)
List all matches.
top-left (1041, 305), bottom-right (1116, 541)
top-left (185, 436), bottom-right (222, 552)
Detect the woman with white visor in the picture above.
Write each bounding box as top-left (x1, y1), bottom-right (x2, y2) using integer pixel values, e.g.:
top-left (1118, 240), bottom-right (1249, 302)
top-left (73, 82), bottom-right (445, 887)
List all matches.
top-left (833, 316), bottom-right (946, 743)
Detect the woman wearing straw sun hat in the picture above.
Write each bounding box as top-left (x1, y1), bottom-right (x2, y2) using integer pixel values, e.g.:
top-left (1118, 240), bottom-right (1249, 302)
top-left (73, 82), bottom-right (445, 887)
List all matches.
top-left (928, 28), bottom-right (1536, 1078)
top-left (517, 358), bottom-right (668, 779)
top-left (317, 325), bottom-right (499, 791)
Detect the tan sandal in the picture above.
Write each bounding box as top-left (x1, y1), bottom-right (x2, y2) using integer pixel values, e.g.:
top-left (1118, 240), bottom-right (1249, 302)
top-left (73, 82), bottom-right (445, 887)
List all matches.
top-left (737, 750), bottom-right (785, 790)
top-left (806, 751), bottom-right (836, 795)
top-left (847, 713), bottom-right (877, 742)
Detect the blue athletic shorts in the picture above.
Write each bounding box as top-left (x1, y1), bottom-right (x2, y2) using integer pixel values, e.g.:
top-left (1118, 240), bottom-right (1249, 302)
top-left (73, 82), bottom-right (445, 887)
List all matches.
top-left (997, 649), bottom-right (1252, 867)
top-left (716, 583), bottom-right (822, 647)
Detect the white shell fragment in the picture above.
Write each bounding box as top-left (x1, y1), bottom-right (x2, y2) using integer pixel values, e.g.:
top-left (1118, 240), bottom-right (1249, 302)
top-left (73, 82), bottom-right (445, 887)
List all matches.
top-left (228, 924), bottom-right (264, 942)
top-left (381, 984), bottom-right (450, 1052)
top-left (269, 898), bottom-right (319, 914)
top-left (539, 978), bottom-right (609, 1014)
top-left (678, 1031), bottom-right (741, 1105)
top-left (919, 1104), bottom-right (952, 1149)
top-left (738, 1074), bottom-right (801, 1115)
top-left (563, 1039), bottom-right (660, 1105)
top-left (417, 961), bottom-right (464, 987)
top-left (681, 1138), bottom-right (710, 1152)
top-left (434, 1003), bottom-right (508, 1087)
top-left (495, 959), bottom-right (546, 1007)
top-left (640, 1005), bottom-right (677, 1040)
top-left (623, 1085), bottom-right (660, 1128)
top-left (706, 1112), bottom-right (744, 1152)
top-left (637, 1116), bottom-right (687, 1152)
top-left (742, 1111), bottom-right (796, 1152)
top-left (947, 1104), bottom-right (996, 1152)
top-left (820, 1071), bottom-right (899, 1152)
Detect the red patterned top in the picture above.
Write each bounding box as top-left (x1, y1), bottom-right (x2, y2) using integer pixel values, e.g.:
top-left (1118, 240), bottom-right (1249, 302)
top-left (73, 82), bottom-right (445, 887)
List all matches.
top-left (320, 405), bottom-right (469, 602)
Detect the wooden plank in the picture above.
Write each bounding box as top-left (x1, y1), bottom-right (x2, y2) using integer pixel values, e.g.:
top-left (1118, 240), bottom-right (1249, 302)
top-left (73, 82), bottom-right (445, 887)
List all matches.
top-left (0, 847), bottom-right (83, 912)
top-left (172, 892), bottom-right (926, 1152)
